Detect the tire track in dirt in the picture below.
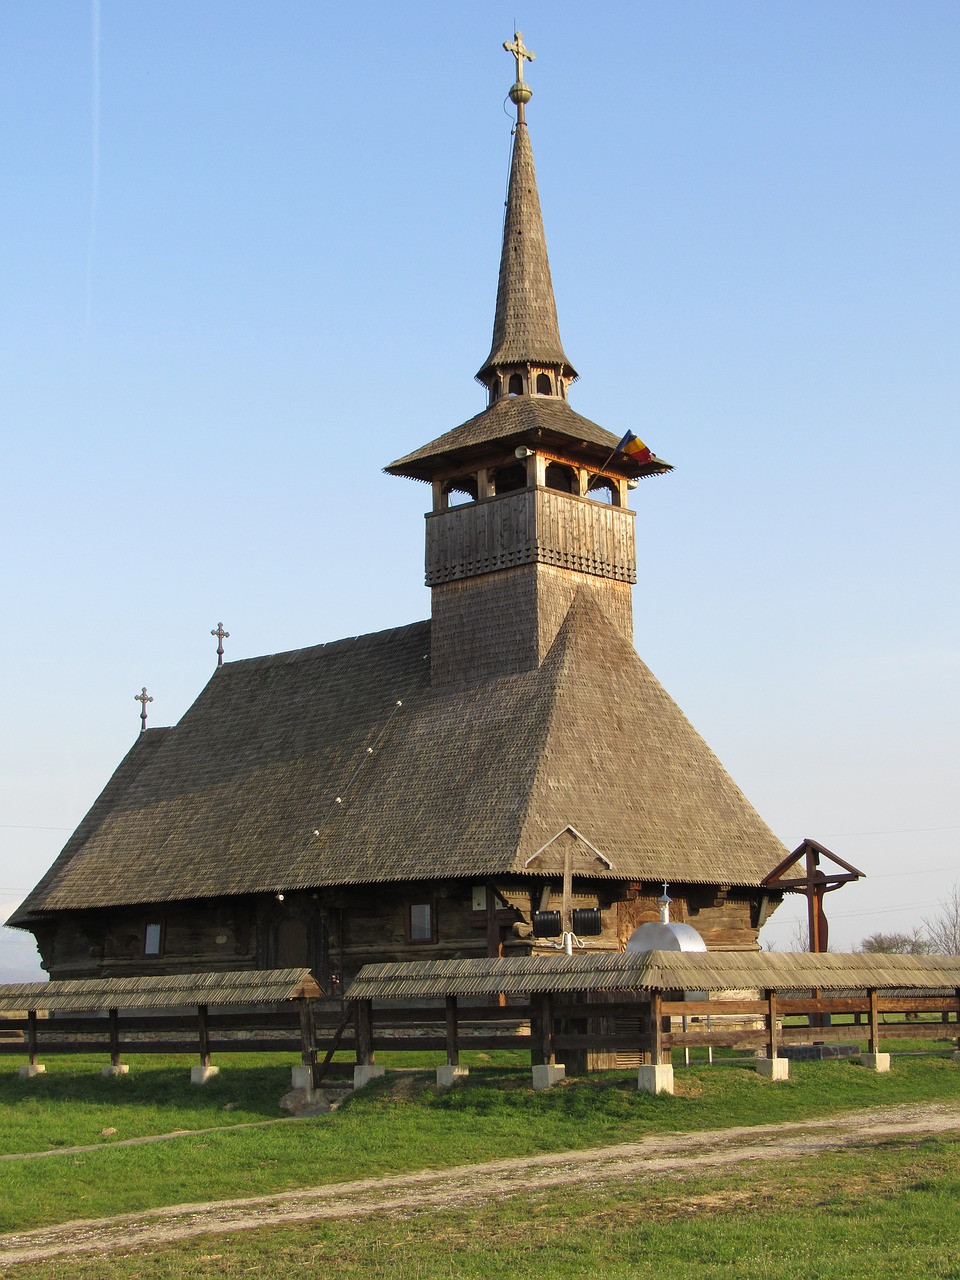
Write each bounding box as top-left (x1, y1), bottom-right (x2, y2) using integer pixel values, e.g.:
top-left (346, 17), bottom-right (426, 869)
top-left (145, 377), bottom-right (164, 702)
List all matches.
top-left (2, 1101), bottom-right (959, 1268)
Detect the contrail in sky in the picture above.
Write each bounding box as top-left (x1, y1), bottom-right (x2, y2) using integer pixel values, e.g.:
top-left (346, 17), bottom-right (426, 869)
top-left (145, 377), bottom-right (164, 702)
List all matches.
top-left (85, 0), bottom-right (101, 329)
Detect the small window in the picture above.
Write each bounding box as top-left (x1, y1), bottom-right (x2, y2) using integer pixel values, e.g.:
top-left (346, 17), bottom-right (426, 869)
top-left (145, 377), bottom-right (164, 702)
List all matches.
top-left (408, 903), bottom-right (435, 944)
top-left (535, 373), bottom-right (552, 395)
top-left (143, 922), bottom-right (164, 957)
top-left (490, 377), bottom-right (501, 403)
top-left (508, 373), bottom-right (524, 396)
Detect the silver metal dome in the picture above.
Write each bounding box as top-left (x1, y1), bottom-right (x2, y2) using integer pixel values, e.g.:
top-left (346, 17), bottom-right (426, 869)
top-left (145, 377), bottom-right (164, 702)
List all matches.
top-left (625, 884), bottom-right (707, 953)
top-left (625, 919), bottom-right (707, 953)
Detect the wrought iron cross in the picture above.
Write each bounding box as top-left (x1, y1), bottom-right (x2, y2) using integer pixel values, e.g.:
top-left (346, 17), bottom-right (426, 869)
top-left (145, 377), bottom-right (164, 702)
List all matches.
top-left (211, 621), bottom-right (230, 667)
top-left (134, 686), bottom-right (153, 734)
top-left (503, 30), bottom-right (535, 82)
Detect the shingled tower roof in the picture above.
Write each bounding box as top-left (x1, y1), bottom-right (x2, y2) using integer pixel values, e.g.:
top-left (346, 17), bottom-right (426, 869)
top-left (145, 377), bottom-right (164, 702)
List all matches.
top-left (476, 108), bottom-right (576, 383)
top-left (386, 33), bottom-right (671, 485)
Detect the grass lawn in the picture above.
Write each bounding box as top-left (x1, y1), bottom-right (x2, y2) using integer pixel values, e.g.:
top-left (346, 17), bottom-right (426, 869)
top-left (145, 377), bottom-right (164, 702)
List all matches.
top-left (4, 1135), bottom-right (960, 1278)
top-left (0, 1049), bottom-right (959, 1236)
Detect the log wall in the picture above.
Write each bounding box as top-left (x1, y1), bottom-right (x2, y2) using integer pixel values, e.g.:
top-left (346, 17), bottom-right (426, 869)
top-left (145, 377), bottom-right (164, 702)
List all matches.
top-left (33, 878), bottom-right (775, 984)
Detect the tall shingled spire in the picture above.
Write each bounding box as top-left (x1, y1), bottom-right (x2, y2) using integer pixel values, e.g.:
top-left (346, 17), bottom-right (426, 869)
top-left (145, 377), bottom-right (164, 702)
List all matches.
top-left (476, 33), bottom-right (577, 397)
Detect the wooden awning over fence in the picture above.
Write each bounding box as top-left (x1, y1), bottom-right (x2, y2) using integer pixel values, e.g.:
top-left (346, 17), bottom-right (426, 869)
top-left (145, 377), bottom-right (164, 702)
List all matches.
top-left (347, 950), bottom-right (960, 1001)
top-left (0, 968), bottom-right (322, 1013)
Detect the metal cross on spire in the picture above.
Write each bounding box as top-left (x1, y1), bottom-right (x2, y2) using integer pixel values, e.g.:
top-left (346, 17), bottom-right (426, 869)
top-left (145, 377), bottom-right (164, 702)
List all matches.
top-left (134, 686), bottom-right (153, 735)
top-left (503, 30), bottom-right (535, 123)
top-left (503, 30), bottom-right (535, 82)
top-left (211, 621), bottom-right (230, 667)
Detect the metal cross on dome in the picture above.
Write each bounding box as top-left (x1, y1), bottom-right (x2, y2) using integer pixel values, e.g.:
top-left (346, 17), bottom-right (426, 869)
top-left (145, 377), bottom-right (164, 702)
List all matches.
top-left (134, 686), bottom-right (153, 735)
top-left (503, 30), bottom-right (535, 82)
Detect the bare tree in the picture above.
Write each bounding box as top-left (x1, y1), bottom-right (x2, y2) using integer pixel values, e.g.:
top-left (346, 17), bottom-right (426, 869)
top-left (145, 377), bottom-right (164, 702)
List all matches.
top-left (924, 883), bottom-right (960, 955)
top-left (857, 929), bottom-right (932, 956)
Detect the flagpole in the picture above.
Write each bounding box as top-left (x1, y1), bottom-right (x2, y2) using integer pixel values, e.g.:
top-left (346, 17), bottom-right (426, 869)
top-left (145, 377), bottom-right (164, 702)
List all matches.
top-left (586, 443), bottom-right (623, 491)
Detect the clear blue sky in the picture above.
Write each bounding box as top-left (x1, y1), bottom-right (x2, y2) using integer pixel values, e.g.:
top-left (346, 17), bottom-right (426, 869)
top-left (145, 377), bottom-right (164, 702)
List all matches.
top-left (2, 1), bottom-right (958, 969)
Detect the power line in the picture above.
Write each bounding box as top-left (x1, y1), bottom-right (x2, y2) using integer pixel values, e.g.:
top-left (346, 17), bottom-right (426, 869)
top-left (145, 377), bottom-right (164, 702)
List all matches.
top-left (0, 824), bottom-right (72, 832)
top-left (828, 901), bottom-right (943, 920)
top-left (868, 865), bottom-right (958, 880)
top-left (822, 824), bottom-right (960, 838)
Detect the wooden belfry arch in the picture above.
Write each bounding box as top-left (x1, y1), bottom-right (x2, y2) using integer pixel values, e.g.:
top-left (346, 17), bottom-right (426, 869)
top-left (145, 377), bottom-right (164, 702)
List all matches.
top-left (762, 838), bottom-right (865, 953)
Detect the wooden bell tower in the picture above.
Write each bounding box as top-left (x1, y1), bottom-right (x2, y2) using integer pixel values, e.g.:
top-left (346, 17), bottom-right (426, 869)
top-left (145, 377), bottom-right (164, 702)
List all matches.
top-left (386, 33), bottom-right (670, 687)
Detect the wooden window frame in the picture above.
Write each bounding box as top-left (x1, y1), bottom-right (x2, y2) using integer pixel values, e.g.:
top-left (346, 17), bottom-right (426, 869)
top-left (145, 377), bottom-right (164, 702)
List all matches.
top-left (406, 901), bottom-right (437, 945)
top-left (143, 920), bottom-right (165, 958)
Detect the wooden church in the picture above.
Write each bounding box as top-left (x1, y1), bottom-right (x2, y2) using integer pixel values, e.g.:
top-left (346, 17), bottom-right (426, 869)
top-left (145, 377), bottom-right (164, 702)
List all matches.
top-left (10, 36), bottom-right (789, 988)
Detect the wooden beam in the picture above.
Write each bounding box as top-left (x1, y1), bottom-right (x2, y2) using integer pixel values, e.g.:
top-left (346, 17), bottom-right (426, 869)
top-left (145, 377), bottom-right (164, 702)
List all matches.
top-left (445, 995), bottom-right (460, 1067)
top-left (868, 989), bottom-right (879, 1056)
top-left (542, 992), bottom-right (556, 1067)
top-left (197, 1004), bottom-right (211, 1069)
top-left (298, 997), bottom-right (317, 1084)
top-left (355, 999), bottom-right (374, 1066)
top-left (766, 989), bottom-right (779, 1060)
top-left (313, 1006), bottom-right (353, 1087)
top-left (651, 991), bottom-right (664, 1066)
top-left (108, 1008), bottom-right (121, 1067)
top-left (27, 1010), bottom-right (38, 1067)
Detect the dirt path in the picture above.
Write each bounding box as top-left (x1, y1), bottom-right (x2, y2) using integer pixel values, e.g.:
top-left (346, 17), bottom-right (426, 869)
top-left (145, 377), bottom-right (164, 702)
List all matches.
top-left (2, 1100), bottom-right (960, 1268)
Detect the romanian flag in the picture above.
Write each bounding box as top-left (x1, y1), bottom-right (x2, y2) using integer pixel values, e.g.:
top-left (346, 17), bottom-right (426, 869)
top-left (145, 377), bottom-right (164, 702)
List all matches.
top-left (616, 431), bottom-right (652, 465)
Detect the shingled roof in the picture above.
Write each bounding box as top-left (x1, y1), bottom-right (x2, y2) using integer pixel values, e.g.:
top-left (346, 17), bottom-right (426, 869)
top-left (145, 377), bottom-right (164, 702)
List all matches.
top-left (11, 593), bottom-right (786, 922)
top-left (347, 951), bottom-right (960, 1000)
top-left (385, 394), bottom-right (672, 482)
top-left (476, 116), bottom-right (575, 384)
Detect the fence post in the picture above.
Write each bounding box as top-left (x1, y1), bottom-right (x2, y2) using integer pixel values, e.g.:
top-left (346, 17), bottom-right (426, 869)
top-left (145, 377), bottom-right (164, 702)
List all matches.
top-left (437, 994), bottom-right (468, 1087)
top-left (444, 994), bottom-right (460, 1067)
top-left (868, 989), bottom-right (879, 1055)
top-left (651, 991), bottom-right (664, 1065)
top-left (291, 997), bottom-right (318, 1091)
top-left (531, 991), bottom-right (565, 1090)
top-left (353, 999), bottom-right (384, 1090)
top-left (638, 989), bottom-right (674, 1094)
top-left (17, 1009), bottom-right (45, 1078)
top-left (190, 1004), bottom-right (219, 1084)
top-left (860, 989), bottom-right (890, 1072)
top-left (101, 1008), bottom-right (129, 1078)
top-left (755, 989), bottom-right (788, 1080)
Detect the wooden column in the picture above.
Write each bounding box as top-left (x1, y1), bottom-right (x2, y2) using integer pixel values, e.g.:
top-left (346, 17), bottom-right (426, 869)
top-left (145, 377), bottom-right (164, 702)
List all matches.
top-left (445, 995), bottom-right (460, 1067)
top-left (486, 882), bottom-right (506, 1007)
top-left (27, 1010), bottom-right (39, 1067)
top-left (766, 990), bottom-right (779, 1060)
top-left (867, 989), bottom-right (879, 1056)
top-left (485, 884), bottom-right (499, 957)
top-left (955, 988), bottom-right (960, 1054)
top-left (650, 992), bottom-right (664, 1067)
top-left (298, 998), bottom-right (318, 1086)
top-left (542, 992), bottom-right (556, 1067)
top-left (355, 999), bottom-right (374, 1066)
top-left (108, 1008), bottom-right (121, 1068)
top-left (530, 994), bottom-right (545, 1067)
top-left (197, 1004), bottom-right (211, 1069)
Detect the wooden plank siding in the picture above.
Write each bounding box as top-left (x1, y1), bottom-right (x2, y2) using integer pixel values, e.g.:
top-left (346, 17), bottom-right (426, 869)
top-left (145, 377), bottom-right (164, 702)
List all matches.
top-left (425, 488), bottom-right (636, 586)
top-left (34, 879), bottom-right (773, 988)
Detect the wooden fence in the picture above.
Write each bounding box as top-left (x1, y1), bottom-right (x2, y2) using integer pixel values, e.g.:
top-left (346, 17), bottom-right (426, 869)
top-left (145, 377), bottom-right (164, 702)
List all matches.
top-left (4, 989), bottom-right (959, 1085)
